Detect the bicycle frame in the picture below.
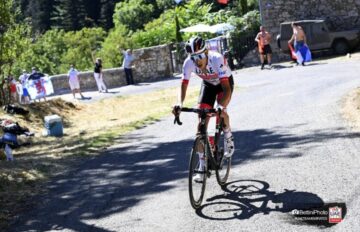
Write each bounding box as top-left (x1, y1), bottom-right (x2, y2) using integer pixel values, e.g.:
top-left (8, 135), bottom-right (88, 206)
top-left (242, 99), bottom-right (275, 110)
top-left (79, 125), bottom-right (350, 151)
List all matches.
top-left (175, 107), bottom-right (224, 170)
top-left (174, 106), bottom-right (231, 208)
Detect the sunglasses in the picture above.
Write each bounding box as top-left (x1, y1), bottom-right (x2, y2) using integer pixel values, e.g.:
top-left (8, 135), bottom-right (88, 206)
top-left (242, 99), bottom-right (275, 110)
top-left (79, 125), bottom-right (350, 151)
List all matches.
top-left (191, 53), bottom-right (206, 63)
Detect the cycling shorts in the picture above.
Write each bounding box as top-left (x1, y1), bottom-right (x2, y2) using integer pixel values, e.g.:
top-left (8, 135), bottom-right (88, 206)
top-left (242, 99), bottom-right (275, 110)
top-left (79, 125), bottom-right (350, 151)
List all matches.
top-left (198, 75), bottom-right (234, 109)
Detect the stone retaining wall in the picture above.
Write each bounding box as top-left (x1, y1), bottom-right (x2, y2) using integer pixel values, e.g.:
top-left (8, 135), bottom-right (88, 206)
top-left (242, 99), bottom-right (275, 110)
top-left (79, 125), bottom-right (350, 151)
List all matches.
top-left (50, 44), bottom-right (174, 94)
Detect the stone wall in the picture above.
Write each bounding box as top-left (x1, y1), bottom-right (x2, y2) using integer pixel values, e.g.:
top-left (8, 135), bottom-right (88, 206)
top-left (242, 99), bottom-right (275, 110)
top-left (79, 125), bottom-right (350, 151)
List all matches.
top-left (242, 0), bottom-right (360, 63)
top-left (260, 0), bottom-right (360, 33)
top-left (50, 44), bottom-right (174, 94)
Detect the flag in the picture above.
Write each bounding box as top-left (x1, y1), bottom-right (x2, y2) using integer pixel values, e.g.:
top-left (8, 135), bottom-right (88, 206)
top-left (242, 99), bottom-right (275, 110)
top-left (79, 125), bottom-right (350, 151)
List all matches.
top-left (27, 76), bottom-right (54, 100)
top-left (288, 43), bottom-right (312, 63)
top-left (217, 0), bottom-right (228, 4)
top-left (288, 43), bottom-right (298, 60)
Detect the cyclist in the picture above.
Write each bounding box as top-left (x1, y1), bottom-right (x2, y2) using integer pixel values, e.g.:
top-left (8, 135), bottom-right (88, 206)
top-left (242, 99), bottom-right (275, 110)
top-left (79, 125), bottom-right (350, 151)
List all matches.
top-left (172, 36), bottom-right (235, 180)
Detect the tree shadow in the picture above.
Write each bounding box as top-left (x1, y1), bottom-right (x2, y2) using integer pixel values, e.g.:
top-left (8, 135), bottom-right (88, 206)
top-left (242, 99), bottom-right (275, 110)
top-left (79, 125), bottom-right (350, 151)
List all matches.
top-left (196, 179), bottom-right (346, 228)
top-left (9, 125), bottom-right (356, 231)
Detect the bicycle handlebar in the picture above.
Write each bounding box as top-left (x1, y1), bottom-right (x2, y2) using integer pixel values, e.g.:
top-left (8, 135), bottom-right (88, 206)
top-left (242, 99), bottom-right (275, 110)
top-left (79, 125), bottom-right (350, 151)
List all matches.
top-left (173, 107), bottom-right (219, 126)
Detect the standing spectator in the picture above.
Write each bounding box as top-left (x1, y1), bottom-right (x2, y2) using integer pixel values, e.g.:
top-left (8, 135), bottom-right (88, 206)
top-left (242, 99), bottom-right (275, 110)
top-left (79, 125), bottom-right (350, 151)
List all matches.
top-left (121, 49), bottom-right (135, 85)
top-left (288, 22), bottom-right (311, 66)
top-left (255, 26), bottom-right (272, 70)
top-left (19, 70), bottom-right (30, 104)
top-left (28, 67), bottom-right (44, 80)
top-left (8, 76), bottom-right (17, 103)
top-left (93, 58), bottom-right (108, 93)
top-left (28, 67), bottom-right (46, 102)
top-left (67, 64), bottom-right (85, 99)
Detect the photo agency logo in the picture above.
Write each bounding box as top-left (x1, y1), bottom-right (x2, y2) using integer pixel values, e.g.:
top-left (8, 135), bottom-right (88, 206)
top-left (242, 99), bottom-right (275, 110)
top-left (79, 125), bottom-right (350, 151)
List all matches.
top-left (328, 206), bottom-right (342, 223)
top-left (290, 203), bottom-right (346, 226)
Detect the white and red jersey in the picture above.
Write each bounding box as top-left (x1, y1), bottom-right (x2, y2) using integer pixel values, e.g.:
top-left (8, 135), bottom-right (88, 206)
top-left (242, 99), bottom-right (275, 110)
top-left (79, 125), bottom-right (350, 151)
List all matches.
top-left (182, 50), bottom-right (232, 86)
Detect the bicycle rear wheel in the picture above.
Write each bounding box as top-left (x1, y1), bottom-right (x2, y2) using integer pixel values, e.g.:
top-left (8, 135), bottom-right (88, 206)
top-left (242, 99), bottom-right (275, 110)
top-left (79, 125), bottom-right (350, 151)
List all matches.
top-left (215, 132), bottom-right (231, 186)
top-left (188, 136), bottom-right (207, 209)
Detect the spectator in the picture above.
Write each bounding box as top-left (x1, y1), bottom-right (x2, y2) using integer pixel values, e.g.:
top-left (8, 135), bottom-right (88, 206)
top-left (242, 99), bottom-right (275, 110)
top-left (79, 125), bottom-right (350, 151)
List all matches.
top-left (288, 22), bottom-right (311, 66)
top-left (67, 64), bottom-right (85, 99)
top-left (93, 58), bottom-right (108, 93)
top-left (255, 26), bottom-right (272, 70)
top-left (28, 67), bottom-right (44, 80)
top-left (28, 67), bottom-right (46, 102)
top-left (8, 76), bottom-right (17, 103)
top-left (121, 49), bottom-right (135, 85)
top-left (19, 70), bottom-right (30, 104)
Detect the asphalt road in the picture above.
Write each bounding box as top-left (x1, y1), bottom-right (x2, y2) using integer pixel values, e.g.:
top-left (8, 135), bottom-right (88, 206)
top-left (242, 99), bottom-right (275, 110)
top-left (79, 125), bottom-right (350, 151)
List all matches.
top-left (10, 57), bottom-right (360, 232)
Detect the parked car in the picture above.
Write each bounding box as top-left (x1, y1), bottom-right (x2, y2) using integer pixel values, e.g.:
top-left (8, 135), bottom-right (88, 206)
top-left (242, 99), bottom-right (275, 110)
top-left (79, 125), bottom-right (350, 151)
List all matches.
top-left (276, 20), bottom-right (360, 55)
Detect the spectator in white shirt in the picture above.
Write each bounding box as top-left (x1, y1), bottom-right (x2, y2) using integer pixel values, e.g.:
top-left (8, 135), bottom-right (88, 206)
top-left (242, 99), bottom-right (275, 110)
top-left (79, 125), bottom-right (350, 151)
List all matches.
top-left (68, 64), bottom-right (85, 99)
top-left (18, 70), bottom-right (30, 104)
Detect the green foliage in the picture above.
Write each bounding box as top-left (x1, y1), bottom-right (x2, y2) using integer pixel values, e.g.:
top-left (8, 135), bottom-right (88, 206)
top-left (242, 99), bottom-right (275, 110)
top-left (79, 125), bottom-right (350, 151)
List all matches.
top-left (0, 0), bottom-right (32, 78)
top-left (131, 9), bottom-right (176, 47)
top-left (62, 27), bottom-right (106, 72)
top-left (113, 0), bottom-right (155, 32)
top-left (228, 10), bottom-right (260, 34)
top-left (227, 10), bottom-right (260, 62)
top-left (4, 0), bottom-right (262, 79)
top-left (127, 0), bottom-right (212, 48)
top-left (15, 28), bottom-right (106, 75)
top-left (17, 29), bottom-right (67, 75)
top-left (98, 25), bottom-right (130, 68)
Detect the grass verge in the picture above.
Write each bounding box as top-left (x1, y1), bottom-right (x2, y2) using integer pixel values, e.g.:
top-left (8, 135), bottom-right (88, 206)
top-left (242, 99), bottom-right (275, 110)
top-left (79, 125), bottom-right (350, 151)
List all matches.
top-left (0, 86), bottom-right (199, 230)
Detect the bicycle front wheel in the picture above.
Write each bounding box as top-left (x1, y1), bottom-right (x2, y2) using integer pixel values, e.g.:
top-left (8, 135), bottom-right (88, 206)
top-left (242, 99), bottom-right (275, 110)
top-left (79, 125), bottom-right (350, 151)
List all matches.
top-left (215, 134), bottom-right (231, 186)
top-left (188, 136), bottom-right (207, 209)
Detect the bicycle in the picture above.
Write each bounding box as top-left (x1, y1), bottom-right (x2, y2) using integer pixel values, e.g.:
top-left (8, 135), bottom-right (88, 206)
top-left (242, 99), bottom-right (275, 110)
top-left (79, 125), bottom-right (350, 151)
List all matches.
top-left (174, 107), bottom-right (231, 209)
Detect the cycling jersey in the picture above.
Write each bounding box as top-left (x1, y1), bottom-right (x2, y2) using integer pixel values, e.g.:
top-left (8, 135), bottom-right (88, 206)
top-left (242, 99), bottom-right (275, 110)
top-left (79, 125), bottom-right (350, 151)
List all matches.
top-left (182, 50), bottom-right (232, 86)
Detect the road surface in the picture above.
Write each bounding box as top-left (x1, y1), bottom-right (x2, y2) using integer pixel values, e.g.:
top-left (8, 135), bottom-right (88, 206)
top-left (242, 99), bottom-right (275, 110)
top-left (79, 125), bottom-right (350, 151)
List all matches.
top-left (10, 57), bottom-right (360, 231)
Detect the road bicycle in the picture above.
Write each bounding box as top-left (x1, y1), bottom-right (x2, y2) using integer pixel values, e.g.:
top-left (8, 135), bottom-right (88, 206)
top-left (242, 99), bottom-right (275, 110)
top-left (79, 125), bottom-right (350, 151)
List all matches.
top-left (174, 107), bottom-right (231, 209)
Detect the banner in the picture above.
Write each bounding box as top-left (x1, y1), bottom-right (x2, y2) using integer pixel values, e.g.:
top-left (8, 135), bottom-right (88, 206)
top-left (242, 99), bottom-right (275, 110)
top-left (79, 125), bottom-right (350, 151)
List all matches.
top-left (27, 76), bottom-right (54, 100)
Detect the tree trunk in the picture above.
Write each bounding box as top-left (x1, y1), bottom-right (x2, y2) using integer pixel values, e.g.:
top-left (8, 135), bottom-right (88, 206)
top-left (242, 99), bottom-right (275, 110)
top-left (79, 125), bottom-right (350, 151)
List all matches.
top-left (240, 0), bottom-right (248, 15)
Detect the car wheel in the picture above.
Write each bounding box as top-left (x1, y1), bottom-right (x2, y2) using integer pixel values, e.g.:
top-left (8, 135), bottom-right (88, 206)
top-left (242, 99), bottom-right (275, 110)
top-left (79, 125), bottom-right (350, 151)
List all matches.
top-left (333, 40), bottom-right (349, 55)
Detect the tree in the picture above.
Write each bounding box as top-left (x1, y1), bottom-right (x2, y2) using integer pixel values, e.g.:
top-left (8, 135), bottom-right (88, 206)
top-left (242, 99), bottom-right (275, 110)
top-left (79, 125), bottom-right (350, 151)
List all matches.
top-left (113, 0), bottom-right (155, 32)
top-left (62, 27), bottom-right (107, 72)
top-left (25, 0), bottom-right (56, 33)
top-left (0, 0), bottom-right (31, 104)
top-left (99, 0), bottom-right (120, 30)
top-left (240, 0), bottom-right (248, 15)
top-left (52, 0), bottom-right (87, 31)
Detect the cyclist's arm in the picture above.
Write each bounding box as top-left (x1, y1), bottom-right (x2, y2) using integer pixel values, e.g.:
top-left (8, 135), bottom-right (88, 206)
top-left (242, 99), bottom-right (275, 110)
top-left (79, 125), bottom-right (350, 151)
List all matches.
top-left (178, 80), bottom-right (188, 105)
top-left (178, 58), bottom-right (194, 105)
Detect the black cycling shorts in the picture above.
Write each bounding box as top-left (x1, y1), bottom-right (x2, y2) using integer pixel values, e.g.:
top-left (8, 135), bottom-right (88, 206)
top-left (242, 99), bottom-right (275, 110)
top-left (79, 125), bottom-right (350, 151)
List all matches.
top-left (198, 75), bottom-right (234, 108)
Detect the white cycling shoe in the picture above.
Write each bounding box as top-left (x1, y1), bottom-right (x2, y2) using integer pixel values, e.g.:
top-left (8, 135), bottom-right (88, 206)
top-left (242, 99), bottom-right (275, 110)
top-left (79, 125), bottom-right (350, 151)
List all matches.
top-left (193, 173), bottom-right (204, 182)
top-left (224, 135), bottom-right (235, 158)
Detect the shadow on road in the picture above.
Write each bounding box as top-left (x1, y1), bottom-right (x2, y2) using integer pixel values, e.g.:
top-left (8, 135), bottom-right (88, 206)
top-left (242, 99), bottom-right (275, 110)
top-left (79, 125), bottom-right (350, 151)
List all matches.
top-left (10, 125), bottom-right (355, 231)
top-left (270, 64), bottom-right (294, 70)
top-left (196, 179), bottom-right (346, 227)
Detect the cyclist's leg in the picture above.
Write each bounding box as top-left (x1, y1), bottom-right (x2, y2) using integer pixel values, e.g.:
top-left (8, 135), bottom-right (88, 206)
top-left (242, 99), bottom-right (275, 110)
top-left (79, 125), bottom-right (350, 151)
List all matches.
top-left (197, 81), bottom-right (218, 133)
top-left (216, 76), bottom-right (235, 157)
top-left (193, 81), bottom-right (217, 180)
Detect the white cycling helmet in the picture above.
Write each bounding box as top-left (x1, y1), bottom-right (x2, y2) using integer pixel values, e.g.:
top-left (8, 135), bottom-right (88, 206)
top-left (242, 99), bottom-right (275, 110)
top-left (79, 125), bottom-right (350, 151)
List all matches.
top-left (185, 36), bottom-right (206, 55)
